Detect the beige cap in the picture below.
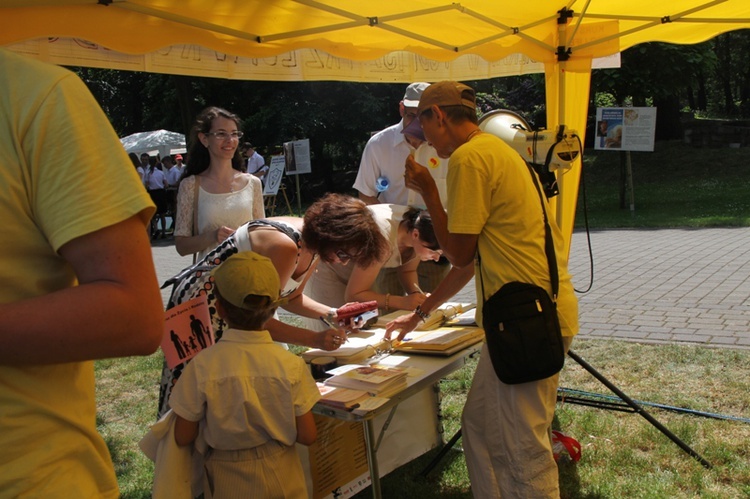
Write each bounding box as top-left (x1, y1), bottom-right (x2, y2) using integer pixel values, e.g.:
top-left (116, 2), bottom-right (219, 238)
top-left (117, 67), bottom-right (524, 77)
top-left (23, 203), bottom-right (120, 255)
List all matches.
top-left (417, 81), bottom-right (476, 116)
top-left (211, 252), bottom-right (281, 309)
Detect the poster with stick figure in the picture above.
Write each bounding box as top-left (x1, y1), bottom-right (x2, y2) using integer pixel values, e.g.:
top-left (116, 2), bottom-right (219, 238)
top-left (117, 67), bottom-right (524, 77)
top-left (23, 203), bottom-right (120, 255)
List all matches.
top-left (160, 295), bottom-right (214, 368)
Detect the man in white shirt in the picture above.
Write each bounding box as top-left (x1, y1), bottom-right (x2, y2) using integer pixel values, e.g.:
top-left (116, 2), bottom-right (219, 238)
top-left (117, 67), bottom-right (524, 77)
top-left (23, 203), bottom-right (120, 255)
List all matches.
top-left (164, 156), bottom-right (182, 187)
top-left (244, 143), bottom-right (268, 184)
top-left (352, 82), bottom-right (451, 293)
top-left (175, 153), bottom-right (186, 172)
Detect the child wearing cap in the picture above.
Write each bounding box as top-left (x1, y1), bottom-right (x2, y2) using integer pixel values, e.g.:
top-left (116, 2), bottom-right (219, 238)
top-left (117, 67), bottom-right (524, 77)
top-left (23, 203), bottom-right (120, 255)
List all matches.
top-left (169, 251), bottom-right (320, 498)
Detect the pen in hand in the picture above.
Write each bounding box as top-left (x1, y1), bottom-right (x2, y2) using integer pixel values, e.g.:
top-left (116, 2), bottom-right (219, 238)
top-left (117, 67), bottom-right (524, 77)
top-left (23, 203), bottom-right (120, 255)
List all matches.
top-left (319, 316), bottom-right (347, 344)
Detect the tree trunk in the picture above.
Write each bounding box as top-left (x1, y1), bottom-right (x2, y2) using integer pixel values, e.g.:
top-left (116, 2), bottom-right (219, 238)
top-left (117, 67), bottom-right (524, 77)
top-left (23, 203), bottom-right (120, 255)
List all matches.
top-left (654, 95), bottom-right (683, 141)
top-left (171, 75), bottom-right (196, 140)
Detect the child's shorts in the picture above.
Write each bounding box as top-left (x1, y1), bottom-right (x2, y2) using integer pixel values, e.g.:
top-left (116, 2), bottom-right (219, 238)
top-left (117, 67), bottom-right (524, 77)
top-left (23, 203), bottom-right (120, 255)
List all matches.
top-left (204, 440), bottom-right (307, 499)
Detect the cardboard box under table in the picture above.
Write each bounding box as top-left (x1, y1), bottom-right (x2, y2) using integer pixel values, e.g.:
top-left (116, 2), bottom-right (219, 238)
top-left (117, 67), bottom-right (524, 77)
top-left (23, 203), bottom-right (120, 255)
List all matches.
top-left (298, 327), bottom-right (483, 499)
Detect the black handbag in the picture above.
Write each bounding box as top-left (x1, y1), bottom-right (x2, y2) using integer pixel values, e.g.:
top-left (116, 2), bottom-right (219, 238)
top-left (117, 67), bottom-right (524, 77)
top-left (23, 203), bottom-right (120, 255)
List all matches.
top-left (479, 162), bottom-right (565, 384)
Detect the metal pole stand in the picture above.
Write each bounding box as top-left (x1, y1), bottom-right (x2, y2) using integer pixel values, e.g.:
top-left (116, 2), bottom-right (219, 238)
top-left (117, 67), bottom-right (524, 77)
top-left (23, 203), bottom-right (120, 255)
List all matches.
top-left (566, 349), bottom-right (711, 469)
top-left (420, 349), bottom-right (711, 476)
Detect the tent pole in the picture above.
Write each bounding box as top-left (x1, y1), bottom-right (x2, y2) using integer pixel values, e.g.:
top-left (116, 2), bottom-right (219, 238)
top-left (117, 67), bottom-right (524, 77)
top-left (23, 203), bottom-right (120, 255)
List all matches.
top-left (556, 64), bottom-right (566, 227)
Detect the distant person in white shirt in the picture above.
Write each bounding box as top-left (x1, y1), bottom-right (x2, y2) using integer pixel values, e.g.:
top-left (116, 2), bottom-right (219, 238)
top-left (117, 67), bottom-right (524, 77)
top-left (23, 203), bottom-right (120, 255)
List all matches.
top-left (243, 143), bottom-right (268, 184)
top-left (164, 156), bottom-right (182, 187)
top-left (163, 155), bottom-right (181, 232)
top-left (174, 153), bottom-right (186, 172)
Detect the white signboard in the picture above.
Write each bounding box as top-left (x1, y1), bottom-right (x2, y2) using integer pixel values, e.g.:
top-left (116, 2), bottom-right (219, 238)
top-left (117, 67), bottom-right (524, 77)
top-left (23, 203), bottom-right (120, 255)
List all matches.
top-left (263, 155), bottom-right (286, 196)
top-left (595, 107), bottom-right (657, 152)
top-left (283, 139), bottom-right (312, 175)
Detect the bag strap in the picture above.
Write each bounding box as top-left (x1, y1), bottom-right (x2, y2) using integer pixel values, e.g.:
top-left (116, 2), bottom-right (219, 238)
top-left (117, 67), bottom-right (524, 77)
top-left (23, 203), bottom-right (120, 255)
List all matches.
top-left (525, 161), bottom-right (559, 301)
top-left (191, 176), bottom-right (200, 264)
top-left (477, 160), bottom-right (558, 302)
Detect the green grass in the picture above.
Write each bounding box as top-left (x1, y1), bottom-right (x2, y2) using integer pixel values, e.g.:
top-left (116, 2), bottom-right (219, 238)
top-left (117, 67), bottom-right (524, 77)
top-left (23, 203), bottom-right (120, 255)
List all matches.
top-left (96, 340), bottom-right (750, 498)
top-left (575, 141), bottom-right (750, 228)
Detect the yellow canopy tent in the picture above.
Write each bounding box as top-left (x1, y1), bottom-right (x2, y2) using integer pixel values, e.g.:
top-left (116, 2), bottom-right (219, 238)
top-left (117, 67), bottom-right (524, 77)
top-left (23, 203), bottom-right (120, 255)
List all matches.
top-left (3, 0), bottom-right (749, 253)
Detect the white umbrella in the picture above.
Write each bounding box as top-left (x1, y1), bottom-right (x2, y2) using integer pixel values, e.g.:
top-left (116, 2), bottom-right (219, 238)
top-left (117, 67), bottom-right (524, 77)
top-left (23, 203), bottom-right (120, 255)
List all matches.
top-left (120, 129), bottom-right (186, 159)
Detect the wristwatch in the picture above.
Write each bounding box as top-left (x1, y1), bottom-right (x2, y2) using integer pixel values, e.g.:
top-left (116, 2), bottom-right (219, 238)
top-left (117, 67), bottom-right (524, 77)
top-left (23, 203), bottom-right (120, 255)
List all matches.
top-left (326, 308), bottom-right (337, 323)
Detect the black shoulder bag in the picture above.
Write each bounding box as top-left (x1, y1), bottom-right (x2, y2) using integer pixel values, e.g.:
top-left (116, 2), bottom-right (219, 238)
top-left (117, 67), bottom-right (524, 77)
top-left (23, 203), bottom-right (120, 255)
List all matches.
top-left (478, 162), bottom-right (565, 384)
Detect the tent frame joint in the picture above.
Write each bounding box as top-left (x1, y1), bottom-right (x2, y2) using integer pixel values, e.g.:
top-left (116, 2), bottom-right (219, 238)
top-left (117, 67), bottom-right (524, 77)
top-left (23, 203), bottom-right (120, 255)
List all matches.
top-left (557, 7), bottom-right (574, 24)
top-left (661, 15), bottom-right (672, 24)
top-left (556, 45), bottom-right (571, 61)
top-left (368, 17), bottom-right (379, 27)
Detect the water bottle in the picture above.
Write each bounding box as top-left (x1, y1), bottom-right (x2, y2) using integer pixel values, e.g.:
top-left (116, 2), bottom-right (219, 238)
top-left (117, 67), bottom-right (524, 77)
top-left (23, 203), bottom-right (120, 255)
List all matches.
top-left (376, 176), bottom-right (389, 193)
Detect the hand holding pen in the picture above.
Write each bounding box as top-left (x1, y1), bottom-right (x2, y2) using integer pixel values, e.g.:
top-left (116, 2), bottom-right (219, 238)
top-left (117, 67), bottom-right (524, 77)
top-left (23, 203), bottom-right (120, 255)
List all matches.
top-left (319, 316), bottom-right (347, 347)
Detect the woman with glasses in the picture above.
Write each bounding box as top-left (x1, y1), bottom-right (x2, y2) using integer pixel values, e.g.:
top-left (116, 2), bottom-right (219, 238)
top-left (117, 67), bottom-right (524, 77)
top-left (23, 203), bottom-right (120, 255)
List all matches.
top-left (157, 193), bottom-right (390, 417)
top-left (302, 204), bottom-right (444, 331)
top-left (173, 106), bottom-right (265, 260)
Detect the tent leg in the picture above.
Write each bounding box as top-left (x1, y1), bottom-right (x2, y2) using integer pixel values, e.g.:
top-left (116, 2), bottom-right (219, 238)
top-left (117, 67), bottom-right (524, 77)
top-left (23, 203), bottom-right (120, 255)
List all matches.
top-left (420, 428), bottom-right (462, 477)
top-left (567, 349), bottom-right (712, 469)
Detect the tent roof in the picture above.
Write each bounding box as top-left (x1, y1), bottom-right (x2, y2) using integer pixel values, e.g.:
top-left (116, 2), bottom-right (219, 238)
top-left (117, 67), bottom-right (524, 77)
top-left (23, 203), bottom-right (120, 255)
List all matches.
top-left (2, 1), bottom-right (749, 82)
top-left (120, 129), bottom-right (186, 157)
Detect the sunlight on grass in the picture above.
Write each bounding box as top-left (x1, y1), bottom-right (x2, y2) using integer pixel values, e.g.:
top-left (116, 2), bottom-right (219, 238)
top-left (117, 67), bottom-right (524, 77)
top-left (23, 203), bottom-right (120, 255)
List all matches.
top-left (96, 338), bottom-right (750, 498)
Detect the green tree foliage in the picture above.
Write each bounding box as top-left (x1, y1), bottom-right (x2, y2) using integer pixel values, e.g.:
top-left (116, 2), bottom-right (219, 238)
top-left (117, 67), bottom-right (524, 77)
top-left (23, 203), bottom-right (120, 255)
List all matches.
top-left (72, 30), bottom-right (750, 200)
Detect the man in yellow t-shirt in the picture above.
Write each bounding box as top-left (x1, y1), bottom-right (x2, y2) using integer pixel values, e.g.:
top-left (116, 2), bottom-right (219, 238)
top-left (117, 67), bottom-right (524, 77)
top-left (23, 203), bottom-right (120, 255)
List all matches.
top-left (0, 49), bottom-right (164, 497)
top-left (387, 81), bottom-right (579, 498)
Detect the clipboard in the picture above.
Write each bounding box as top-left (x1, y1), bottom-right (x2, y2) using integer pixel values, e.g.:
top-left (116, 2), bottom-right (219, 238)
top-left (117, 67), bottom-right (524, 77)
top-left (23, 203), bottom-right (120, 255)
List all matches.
top-left (393, 327), bottom-right (485, 356)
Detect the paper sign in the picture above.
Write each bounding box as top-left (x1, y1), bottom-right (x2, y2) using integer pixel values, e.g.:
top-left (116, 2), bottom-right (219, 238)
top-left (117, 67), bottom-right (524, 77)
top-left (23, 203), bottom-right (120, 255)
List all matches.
top-left (160, 295), bottom-right (214, 368)
top-left (283, 139), bottom-right (311, 175)
top-left (263, 155), bottom-right (286, 196)
top-left (595, 107), bottom-right (657, 152)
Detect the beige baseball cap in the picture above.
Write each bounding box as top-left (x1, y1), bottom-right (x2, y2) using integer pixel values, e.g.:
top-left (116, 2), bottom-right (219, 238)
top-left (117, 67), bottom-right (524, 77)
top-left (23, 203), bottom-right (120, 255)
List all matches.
top-left (211, 252), bottom-right (282, 309)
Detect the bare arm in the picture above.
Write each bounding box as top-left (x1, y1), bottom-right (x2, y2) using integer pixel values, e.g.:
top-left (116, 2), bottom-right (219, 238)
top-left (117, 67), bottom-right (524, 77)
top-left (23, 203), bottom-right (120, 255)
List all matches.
top-left (266, 318), bottom-right (341, 351)
top-left (295, 411), bottom-right (317, 446)
top-left (385, 264), bottom-right (474, 341)
top-left (174, 414), bottom-right (199, 446)
top-left (357, 191), bottom-right (379, 205)
top-left (0, 213), bottom-right (163, 365)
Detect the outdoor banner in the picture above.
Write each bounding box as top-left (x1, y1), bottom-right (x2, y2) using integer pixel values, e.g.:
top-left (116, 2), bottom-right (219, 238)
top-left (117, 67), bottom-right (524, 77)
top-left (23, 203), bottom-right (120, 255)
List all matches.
top-left (160, 295), bottom-right (214, 369)
top-left (283, 139), bottom-right (312, 175)
top-left (263, 155), bottom-right (286, 196)
top-left (595, 107), bottom-right (657, 152)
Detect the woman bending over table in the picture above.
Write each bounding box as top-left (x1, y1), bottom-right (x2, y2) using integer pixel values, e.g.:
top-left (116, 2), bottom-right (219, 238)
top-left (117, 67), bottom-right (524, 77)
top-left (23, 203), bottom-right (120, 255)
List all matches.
top-left (302, 204), bottom-right (445, 331)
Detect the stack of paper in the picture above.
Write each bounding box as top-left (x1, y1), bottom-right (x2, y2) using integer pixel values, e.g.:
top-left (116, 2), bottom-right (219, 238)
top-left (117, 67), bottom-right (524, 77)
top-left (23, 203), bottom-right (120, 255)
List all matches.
top-left (324, 365), bottom-right (407, 398)
top-left (316, 384), bottom-right (372, 410)
top-left (301, 329), bottom-right (390, 365)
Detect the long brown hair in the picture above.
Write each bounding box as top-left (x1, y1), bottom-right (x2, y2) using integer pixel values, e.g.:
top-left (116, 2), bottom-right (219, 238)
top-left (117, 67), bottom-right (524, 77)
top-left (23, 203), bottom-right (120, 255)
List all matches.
top-left (184, 106), bottom-right (245, 178)
top-left (302, 193), bottom-right (389, 267)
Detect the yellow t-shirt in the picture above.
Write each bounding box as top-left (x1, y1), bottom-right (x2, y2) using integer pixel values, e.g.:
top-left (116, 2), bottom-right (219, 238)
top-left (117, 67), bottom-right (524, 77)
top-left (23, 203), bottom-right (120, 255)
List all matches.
top-left (446, 133), bottom-right (578, 336)
top-left (0, 49), bottom-right (155, 497)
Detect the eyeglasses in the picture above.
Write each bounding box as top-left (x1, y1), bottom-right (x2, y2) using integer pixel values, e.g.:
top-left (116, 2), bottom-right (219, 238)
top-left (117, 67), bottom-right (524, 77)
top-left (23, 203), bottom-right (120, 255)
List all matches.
top-left (335, 249), bottom-right (354, 264)
top-left (206, 131), bottom-right (244, 140)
